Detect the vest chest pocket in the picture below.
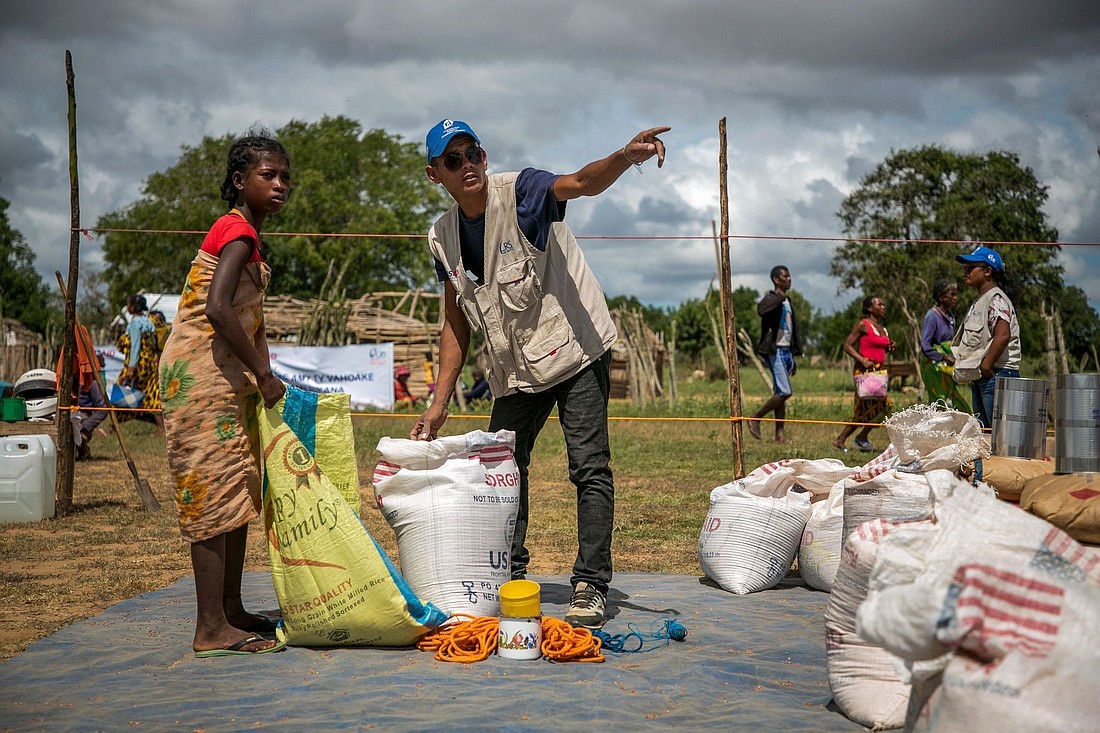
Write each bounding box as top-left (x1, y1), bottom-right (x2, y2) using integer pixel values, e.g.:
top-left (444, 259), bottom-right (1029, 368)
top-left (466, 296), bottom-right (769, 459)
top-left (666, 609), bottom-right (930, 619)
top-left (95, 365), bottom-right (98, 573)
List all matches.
top-left (952, 314), bottom-right (987, 382)
top-left (498, 257), bottom-right (542, 312)
top-left (515, 308), bottom-right (583, 385)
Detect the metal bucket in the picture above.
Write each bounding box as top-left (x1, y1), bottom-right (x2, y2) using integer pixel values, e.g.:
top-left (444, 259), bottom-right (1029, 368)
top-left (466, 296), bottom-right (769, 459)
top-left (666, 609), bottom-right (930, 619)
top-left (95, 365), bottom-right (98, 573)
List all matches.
top-left (991, 377), bottom-right (1049, 459)
top-left (1055, 374), bottom-right (1100, 473)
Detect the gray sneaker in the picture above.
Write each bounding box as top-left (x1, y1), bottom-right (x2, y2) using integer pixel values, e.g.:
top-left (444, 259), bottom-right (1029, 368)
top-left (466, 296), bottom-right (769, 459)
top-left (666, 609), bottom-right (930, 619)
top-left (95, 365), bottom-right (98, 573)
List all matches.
top-left (564, 582), bottom-right (606, 628)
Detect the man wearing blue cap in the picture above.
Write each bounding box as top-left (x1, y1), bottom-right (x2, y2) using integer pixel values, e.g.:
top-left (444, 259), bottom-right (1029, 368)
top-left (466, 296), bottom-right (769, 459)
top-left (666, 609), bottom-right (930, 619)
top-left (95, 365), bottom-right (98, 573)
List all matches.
top-left (951, 245), bottom-right (1021, 429)
top-left (411, 119), bottom-right (670, 628)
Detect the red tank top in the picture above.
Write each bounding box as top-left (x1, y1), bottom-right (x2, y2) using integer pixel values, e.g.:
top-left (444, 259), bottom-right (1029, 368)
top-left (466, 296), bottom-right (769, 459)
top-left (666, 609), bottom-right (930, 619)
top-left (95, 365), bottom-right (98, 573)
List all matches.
top-left (858, 319), bottom-right (891, 364)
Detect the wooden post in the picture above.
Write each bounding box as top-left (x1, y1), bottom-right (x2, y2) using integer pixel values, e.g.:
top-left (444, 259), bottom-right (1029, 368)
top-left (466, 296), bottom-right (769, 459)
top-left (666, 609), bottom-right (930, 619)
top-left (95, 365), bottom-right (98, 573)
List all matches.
top-left (1053, 308), bottom-right (1069, 375)
top-left (717, 118), bottom-right (744, 479)
top-left (56, 51), bottom-right (81, 514)
top-left (1042, 301), bottom-right (1057, 382)
top-left (668, 319), bottom-right (679, 405)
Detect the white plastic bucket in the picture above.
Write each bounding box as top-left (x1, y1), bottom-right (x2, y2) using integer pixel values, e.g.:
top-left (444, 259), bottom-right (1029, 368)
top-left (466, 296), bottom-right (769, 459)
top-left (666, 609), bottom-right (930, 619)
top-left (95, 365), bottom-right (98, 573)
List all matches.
top-left (0, 435), bottom-right (56, 523)
top-left (497, 617), bottom-right (542, 660)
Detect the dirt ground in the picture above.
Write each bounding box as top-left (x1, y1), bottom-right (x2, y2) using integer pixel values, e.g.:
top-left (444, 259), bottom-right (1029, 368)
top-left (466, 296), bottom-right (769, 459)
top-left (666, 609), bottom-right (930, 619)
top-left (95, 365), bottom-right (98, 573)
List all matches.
top-left (0, 438), bottom-right (422, 661)
top-left (0, 416), bottom-right (707, 661)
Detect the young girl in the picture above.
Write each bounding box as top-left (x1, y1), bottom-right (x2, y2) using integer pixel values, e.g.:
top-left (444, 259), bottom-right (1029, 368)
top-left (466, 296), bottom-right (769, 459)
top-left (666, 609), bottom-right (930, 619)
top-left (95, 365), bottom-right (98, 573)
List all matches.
top-left (833, 295), bottom-right (894, 453)
top-left (158, 134), bottom-right (290, 657)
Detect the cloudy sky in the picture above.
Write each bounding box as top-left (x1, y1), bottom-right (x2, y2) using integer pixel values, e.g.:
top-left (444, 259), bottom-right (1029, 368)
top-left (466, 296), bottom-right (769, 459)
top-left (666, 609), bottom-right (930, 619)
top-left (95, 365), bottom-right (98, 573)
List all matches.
top-left (3, 0), bottom-right (1099, 314)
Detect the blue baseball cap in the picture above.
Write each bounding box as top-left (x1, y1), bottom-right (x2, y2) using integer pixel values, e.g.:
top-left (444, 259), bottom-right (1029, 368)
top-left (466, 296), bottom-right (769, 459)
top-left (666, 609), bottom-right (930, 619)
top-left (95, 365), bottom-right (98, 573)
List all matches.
top-left (425, 119), bottom-right (480, 162)
top-left (956, 245), bottom-right (1004, 272)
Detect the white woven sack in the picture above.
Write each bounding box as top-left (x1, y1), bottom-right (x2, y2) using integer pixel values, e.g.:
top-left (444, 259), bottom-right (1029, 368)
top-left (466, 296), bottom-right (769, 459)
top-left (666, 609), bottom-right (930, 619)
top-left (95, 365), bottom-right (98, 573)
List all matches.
top-left (856, 470), bottom-right (1100, 732)
top-left (825, 518), bottom-right (933, 729)
top-left (372, 430), bottom-right (519, 616)
top-left (698, 469), bottom-right (812, 594)
top-left (798, 480), bottom-right (845, 591)
top-left (841, 469), bottom-right (935, 544)
top-left (885, 403), bottom-right (988, 473)
top-left (744, 457), bottom-right (855, 499)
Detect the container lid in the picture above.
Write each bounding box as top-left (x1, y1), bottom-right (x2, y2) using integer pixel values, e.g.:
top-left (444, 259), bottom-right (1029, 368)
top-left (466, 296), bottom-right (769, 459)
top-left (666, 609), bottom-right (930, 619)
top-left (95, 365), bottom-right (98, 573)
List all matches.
top-left (499, 579), bottom-right (540, 618)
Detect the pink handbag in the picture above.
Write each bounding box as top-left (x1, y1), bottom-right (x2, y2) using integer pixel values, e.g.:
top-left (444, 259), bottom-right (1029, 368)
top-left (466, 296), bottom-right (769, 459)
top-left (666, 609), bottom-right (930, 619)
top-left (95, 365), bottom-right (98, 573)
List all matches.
top-left (854, 370), bottom-right (888, 399)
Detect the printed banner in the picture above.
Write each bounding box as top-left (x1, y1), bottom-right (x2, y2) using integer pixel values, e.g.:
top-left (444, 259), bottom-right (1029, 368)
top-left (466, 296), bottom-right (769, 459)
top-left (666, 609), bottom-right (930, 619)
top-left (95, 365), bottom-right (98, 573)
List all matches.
top-left (268, 343), bottom-right (394, 410)
top-left (95, 342), bottom-right (396, 411)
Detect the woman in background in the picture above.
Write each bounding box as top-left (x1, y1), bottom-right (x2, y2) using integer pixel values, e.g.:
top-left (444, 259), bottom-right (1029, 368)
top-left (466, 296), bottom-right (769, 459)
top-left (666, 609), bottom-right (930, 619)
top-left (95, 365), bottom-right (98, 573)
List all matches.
top-left (919, 279), bottom-right (970, 412)
top-left (833, 296), bottom-right (894, 453)
top-left (116, 294), bottom-right (163, 430)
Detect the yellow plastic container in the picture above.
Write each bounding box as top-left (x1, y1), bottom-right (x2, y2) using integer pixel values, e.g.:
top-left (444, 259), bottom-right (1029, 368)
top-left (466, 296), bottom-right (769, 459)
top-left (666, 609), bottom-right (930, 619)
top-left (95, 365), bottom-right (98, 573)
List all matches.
top-left (498, 580), bottom-right (542, 661)
top-left (499, 579), bottom-right (541, 618)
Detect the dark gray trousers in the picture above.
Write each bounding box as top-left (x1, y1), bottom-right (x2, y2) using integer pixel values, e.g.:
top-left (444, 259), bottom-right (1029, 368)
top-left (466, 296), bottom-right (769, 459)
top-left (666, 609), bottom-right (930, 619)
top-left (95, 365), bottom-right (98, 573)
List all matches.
top-left (488, 350), bottom-right (614, 594)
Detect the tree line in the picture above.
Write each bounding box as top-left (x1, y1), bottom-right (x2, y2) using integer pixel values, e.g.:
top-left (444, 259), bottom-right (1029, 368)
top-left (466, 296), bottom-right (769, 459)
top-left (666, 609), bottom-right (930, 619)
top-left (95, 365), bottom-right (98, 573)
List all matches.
top-left (3, 116), bottom-right (1096, 371)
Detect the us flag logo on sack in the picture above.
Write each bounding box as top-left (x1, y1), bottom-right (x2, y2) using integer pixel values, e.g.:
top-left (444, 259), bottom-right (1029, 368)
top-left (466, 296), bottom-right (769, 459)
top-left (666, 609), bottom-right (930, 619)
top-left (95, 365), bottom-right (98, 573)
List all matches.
top-left (939, 563), bottom-right (1064, 661)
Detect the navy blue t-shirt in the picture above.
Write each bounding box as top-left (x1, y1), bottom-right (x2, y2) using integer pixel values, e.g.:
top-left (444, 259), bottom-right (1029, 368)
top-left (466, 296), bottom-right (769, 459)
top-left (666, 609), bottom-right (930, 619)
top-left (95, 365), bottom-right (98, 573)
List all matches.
top-left (433, 168), bottom-right (566, 284)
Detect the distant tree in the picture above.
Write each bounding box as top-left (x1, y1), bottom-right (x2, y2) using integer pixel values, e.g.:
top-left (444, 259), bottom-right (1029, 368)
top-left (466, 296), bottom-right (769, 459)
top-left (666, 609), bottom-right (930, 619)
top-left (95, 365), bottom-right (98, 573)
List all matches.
top-left (667, 283), bottom-right (826, 368)
top-left (670, 290), bottom-right (717, 362)
top-left (1055, 286), bottom-right (1100, 364)
top-left (98, 116), bottom-right (449, 306)
top-left (0, 197), bottom-right (54, 332)
top-left (829, 145), bottom-right (1095, 361)
top-left (76, 267), bottom-right (116, 332)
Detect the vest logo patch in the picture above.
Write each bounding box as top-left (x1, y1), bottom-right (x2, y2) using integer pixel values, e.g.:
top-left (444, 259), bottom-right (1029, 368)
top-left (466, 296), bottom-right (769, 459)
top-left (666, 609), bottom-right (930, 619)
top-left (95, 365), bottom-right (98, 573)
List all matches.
top-left (499, 240), bottom-right (513, 255)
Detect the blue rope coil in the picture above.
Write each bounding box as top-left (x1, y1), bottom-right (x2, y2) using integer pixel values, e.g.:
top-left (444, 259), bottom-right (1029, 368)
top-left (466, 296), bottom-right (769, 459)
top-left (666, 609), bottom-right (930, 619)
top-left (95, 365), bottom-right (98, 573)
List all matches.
top-left (592, 617), bottom-right (687, 654)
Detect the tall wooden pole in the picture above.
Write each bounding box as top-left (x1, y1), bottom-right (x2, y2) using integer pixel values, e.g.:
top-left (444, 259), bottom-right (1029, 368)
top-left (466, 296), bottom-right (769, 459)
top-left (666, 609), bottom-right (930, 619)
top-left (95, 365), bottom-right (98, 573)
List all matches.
top-left (718, 118), bottom-right (745, 479)
top-left (57, 51), bottom-right (80, 513)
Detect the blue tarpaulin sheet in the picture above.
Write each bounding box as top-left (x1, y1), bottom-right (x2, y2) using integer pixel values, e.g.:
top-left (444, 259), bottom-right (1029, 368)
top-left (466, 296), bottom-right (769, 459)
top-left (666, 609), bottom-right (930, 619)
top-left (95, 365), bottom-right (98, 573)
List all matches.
top-left (0, 572), bottom-right (864, 731)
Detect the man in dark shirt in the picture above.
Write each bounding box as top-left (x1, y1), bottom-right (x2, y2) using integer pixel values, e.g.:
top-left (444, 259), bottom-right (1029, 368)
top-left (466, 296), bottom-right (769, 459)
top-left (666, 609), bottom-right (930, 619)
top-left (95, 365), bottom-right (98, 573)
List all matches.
top-left (747, 265), bottom-right (801, 443)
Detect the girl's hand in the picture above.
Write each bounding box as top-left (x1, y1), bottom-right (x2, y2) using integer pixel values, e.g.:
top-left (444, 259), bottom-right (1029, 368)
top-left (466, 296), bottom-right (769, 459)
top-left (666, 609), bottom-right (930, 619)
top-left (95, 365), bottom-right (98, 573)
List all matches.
top-left (257, 372), bottom-right (285, 409)
top-left (119, 367), bottom-right (136, 386)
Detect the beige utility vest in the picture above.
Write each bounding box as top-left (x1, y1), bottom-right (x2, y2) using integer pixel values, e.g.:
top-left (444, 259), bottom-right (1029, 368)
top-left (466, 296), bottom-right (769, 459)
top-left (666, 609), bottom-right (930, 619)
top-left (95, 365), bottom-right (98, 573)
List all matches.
top-left (427, 172), bottom-right (617, 398)
top-left (951, 285), bottom-right (1021, 382)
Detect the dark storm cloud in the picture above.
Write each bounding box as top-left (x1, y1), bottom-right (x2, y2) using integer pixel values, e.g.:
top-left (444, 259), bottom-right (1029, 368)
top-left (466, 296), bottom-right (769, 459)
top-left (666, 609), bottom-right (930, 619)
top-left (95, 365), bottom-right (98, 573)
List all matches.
top-left (1, 0), bottom-right (1097, 313)
top-left (0, 129), bottom-right (52, 185)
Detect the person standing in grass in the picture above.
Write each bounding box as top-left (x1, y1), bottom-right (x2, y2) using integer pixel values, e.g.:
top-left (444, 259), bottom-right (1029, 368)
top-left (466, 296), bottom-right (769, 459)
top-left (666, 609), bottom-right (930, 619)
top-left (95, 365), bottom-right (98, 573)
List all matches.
top-left (747, 265), bottom-right (801, 443)
top-left (115, 294), bottom-right (164, 431)
top-left (950, 245), bottom-right (1020, 429)
top-left (158, 133), bottom-right (289, 658)
top-left (833, 295), bottom-right (894, 453)
top-left (919, 279), bottom-right (970, 412)
top-left (410, 118), bottom-right (669, 629)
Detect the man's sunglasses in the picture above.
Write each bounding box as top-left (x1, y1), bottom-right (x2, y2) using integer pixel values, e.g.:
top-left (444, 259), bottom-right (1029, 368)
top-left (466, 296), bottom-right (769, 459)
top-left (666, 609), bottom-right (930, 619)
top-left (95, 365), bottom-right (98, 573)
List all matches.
top-left (963, 263), bottom-right (989, 273)
top-left (440, 147), bottom-right (485, 172)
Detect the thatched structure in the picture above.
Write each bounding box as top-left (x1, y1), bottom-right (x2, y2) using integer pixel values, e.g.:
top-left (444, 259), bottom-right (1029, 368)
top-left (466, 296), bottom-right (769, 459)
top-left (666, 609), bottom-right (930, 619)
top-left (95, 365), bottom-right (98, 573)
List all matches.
top-left (1, 319), bottom-right (52, 383)
top-left (263, 290), bottom-right (443, 399)
top-left (610, 309), bottom-right (667, 404)
top-left (260, 291), bottom-right (667, 405)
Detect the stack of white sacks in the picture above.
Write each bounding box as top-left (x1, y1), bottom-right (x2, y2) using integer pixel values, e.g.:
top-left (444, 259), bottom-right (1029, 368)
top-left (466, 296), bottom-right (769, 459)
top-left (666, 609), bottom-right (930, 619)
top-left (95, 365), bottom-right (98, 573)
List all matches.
top-left (699, 404), bottom-right (1100, 731)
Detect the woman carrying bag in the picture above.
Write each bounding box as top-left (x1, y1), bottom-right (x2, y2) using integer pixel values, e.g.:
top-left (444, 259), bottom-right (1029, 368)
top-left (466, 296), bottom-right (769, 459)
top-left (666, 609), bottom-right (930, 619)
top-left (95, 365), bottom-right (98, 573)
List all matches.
top-left (919, 279), bottom-right (970, 412)
top-left (833, 295), bottom-right (894, 453)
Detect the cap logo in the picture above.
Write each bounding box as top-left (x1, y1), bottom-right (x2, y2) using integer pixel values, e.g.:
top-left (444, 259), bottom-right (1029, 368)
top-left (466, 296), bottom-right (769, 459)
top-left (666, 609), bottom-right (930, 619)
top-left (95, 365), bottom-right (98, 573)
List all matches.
top-left (443, 119), bottom-right (455, 130)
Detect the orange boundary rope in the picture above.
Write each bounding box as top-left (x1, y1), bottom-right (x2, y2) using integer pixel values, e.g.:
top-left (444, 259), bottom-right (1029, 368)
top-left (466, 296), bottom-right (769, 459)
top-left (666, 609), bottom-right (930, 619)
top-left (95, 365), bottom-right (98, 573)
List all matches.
top-left (54, 404), bottom-right (985, 430)
top-left (415, 615), bottom-right (604, 664)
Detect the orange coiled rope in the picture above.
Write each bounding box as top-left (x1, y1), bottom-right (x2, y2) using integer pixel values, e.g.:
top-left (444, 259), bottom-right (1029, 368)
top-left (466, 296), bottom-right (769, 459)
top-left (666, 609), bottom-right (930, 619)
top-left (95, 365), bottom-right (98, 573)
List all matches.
top-left (540, 617), bottom-right (604, 663)
top-left (416, 615), bottom-right (604, 664)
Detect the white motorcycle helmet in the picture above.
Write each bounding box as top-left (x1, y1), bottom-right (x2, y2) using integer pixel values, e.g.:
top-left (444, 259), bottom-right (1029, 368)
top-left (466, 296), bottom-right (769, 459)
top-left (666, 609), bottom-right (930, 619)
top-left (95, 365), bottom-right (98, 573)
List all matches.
top-left (13, 368), bottom-right (58, 419)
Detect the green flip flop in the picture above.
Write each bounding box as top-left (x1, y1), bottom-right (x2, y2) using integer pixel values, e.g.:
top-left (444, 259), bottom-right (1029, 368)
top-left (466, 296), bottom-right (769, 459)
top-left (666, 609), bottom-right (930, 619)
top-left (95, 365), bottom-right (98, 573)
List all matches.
top-left (195, 634), bottom-right (286, 658)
